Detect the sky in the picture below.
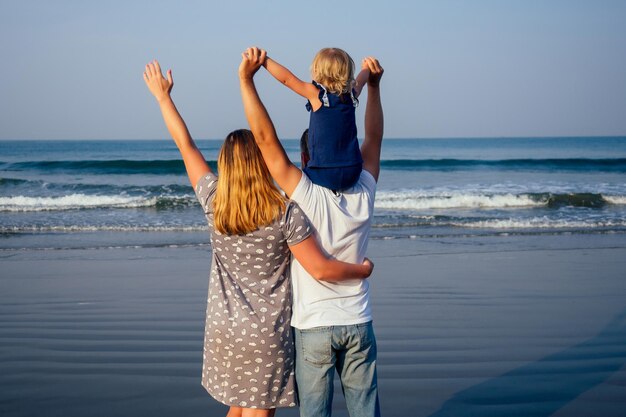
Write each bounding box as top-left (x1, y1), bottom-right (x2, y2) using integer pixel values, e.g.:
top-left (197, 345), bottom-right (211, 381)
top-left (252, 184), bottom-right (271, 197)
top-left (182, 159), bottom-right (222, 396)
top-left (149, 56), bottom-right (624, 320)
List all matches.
top-left (0, 0), bottom-right (625, 140)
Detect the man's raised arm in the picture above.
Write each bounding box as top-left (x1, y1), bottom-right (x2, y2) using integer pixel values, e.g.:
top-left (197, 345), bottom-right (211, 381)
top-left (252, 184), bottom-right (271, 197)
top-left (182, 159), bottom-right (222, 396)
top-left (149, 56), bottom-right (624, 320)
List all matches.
top-left (360, 57), bottom-right (385, 182)
top-left (239, 47), bottom-right (302, 197)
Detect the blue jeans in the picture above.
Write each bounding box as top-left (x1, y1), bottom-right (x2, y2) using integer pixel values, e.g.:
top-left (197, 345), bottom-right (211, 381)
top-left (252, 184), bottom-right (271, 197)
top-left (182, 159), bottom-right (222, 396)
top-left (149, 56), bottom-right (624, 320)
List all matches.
top-left (294, 322), bottom-right (381, 417)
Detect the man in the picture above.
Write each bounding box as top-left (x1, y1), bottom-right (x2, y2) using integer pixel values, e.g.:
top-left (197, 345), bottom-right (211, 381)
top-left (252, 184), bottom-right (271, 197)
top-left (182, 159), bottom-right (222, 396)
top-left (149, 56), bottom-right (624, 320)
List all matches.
top-left (239, 47), bottom-right (384, 417)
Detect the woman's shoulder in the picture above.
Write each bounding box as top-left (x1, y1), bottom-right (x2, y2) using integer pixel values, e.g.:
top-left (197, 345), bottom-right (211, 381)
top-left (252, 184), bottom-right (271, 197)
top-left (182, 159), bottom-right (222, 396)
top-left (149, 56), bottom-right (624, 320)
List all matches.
top-left (283, 200), bottom-right (304, 218)
top-left (195, 172), bottom-right (218, 215)
top-left (195, 172), bottom-right (218, 194)
top-left (279, 200), bottom-right (312, 245)
top-left (282, 200), bottom-right (310, 227)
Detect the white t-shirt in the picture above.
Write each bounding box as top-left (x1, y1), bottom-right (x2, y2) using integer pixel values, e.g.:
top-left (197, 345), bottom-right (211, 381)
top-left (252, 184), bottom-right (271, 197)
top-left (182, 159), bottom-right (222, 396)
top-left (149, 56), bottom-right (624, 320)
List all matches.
top-left (289, 169), bottom-right (377, 329)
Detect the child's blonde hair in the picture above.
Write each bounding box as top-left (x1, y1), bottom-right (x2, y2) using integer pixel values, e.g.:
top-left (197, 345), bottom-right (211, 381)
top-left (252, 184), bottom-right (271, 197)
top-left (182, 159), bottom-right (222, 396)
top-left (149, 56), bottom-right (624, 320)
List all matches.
top-left (310, 48), bottom-right (355, 95)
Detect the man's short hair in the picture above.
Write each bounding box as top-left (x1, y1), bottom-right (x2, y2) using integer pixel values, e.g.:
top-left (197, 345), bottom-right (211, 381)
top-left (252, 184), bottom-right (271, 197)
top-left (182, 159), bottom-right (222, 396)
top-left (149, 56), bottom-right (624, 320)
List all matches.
top-left (300, 129), bottom-right (309, 158)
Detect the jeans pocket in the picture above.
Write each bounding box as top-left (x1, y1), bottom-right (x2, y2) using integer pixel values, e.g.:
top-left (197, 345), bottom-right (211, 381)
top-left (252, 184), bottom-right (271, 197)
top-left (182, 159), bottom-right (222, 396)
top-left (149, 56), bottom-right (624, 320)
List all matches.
top-left (356, 322), bottom-right (376, 353)
top-left (298, 328), bottom-right (332, 365)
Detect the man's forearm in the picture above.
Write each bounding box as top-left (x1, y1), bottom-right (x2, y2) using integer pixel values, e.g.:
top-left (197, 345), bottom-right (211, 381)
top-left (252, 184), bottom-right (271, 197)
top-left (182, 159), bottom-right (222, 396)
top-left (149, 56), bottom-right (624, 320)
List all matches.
top-left (364, 84), bottom-right (383, 141)
top-left (361, 82), bottom-right (384, 181)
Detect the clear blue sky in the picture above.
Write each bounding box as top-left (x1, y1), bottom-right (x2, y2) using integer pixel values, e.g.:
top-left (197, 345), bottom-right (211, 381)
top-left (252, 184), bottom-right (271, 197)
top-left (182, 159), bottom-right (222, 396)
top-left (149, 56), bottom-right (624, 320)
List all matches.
top-left (1, 0), bottom-right (625, 140)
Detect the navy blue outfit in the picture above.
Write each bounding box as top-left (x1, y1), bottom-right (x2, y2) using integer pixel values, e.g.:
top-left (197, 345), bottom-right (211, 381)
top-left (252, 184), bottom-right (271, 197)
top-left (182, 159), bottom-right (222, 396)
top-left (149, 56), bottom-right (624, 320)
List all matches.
top-left (303, 81), bottom-right (363, 190)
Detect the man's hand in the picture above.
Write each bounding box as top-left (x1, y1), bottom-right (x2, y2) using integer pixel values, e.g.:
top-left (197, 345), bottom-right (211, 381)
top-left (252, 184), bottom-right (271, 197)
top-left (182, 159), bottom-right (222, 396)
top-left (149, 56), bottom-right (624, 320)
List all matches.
top-left (143, 60), bottom-right (173, 103)
top-left (239, 47), bottom-right (267, 80)
top-left (362, 57), bottom-right (384, 87)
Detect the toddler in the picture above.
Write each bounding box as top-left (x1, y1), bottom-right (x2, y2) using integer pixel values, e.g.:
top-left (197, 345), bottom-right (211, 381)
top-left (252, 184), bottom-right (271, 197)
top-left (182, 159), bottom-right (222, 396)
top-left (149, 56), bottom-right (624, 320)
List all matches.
top-left (264, 48), bottom-right (369, 190)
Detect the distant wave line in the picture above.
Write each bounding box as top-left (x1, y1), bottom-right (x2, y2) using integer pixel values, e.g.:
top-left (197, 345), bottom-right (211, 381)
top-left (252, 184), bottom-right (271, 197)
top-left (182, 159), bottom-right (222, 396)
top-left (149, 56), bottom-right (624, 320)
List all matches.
top-left (380, 158), bottom-right (626, 171)
top-left (0, 159), bottom-right (214, 174)
top-left (2, 157), bottom-right (626, 174)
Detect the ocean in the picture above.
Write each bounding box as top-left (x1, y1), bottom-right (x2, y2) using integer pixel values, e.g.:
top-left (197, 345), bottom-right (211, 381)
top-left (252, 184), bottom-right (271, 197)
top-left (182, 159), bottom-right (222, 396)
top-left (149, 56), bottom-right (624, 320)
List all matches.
top-left (2, 137), bottom-right (626, 251)
top-left (2, 137), bottom-right (626, 417)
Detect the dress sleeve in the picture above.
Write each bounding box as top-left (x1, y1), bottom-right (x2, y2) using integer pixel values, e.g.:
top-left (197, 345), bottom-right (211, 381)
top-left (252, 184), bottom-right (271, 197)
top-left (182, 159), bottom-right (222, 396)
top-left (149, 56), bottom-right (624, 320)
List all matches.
top-left (305, 81), bottom-right (329, 111)
top-left (281, 201), bottom-right (312, 246)
top-left (194, 172), bottom-right (218, 215)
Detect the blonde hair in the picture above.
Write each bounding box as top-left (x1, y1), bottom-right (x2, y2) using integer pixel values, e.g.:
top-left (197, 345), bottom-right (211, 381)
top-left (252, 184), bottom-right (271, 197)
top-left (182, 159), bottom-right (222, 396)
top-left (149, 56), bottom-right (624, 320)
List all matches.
top-left (310, 47), bottom-right (355, 95)
top-left (213, 129), bottom-right (286, 235)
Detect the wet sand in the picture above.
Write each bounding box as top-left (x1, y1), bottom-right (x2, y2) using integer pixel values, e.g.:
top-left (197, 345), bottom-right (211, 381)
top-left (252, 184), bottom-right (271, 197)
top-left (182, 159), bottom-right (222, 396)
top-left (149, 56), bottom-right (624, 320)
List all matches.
top-left (1, 233), bottom-right (626, 417)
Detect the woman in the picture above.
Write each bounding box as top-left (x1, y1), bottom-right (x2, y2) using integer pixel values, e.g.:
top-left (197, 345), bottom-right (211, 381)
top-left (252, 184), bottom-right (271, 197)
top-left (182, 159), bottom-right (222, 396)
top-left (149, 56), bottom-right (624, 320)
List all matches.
top-left (143, 60), bottom-right (373, 417)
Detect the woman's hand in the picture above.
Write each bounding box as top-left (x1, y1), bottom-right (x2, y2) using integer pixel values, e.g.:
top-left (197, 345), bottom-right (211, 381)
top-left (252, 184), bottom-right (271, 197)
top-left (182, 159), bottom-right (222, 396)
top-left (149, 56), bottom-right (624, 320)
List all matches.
top-left (143, 60), bottom-right (173, 102)
top-left (362, 257), bottom-right (374, 278)
top-left (141, 59), bottom-right (210, 186)
top-left (239, 47), bottom-right (267, 80)
top-left (362, 57), bottom-right (384, 87)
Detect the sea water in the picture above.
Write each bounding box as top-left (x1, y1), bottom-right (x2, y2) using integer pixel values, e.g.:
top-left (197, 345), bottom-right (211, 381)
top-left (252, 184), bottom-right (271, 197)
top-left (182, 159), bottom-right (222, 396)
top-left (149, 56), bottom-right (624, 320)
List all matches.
top-left (2, 137), bottom-right (626, 417)
top-left (1, 137), bottom-right (626, 250)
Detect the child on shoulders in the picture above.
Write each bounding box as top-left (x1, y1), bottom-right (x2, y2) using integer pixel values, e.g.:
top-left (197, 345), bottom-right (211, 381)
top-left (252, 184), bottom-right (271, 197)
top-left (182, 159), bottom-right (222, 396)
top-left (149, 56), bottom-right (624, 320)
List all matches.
top-left (263, 48), bottom-right (369, 191)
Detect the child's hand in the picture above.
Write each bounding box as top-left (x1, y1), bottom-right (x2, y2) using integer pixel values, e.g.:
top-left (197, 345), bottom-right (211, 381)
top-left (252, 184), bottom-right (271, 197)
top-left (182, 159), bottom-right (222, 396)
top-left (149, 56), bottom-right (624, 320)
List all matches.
top-left (363, 57), bottom-right (384, 87)
top-left (239, 47), bottom-right (267, 80)
top-left (143, 60), bottom-right (173, 102)
top-left (354, 63), bottom-right (371, 97)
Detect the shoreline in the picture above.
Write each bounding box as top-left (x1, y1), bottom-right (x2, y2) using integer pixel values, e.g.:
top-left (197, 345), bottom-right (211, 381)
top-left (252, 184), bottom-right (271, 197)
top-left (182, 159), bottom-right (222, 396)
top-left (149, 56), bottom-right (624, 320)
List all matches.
top-left (2, 234), bottom-right (626, 416)
top-left (2, 226), bottom-right (626, 253)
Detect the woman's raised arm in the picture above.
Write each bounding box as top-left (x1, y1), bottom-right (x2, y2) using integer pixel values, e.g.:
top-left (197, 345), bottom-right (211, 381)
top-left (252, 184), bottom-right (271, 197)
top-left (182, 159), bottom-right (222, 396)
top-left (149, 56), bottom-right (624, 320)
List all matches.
top-left (239, 48), bottom-right (303, 197)
top-left (143, 60), bottom-right (211, 187)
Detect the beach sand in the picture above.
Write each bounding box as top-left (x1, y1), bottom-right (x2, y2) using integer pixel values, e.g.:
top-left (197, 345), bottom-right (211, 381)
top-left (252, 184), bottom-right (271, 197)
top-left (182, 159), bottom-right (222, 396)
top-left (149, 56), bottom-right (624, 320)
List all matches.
top-left (2, 233), bottom-right (626, 417)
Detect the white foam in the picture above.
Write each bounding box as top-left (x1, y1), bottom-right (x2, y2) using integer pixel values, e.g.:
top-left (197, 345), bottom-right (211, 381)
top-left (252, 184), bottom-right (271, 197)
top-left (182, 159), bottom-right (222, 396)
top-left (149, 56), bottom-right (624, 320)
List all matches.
top-left (457, 218), bottom-right (626, 229)
top-left (375, 191), bottom-right (544, 210)
top-left (0, 225), bottom-right (207, 232)
top-left (0, 194), bottom-right (156, 212)
top-left (604, 195), bottom-right (626, 205)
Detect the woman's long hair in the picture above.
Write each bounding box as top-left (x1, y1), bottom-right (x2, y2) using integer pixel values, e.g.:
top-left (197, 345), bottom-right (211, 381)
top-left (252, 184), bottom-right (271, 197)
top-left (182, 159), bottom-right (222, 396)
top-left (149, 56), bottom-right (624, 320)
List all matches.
top-left (213, 129), bottom-right (286, 235)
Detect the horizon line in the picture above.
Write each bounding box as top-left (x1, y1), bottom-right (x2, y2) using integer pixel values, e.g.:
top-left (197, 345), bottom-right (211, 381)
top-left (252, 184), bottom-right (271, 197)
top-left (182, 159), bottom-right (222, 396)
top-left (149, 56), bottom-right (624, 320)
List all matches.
top-left (1, 135), bottom-right (625, 142)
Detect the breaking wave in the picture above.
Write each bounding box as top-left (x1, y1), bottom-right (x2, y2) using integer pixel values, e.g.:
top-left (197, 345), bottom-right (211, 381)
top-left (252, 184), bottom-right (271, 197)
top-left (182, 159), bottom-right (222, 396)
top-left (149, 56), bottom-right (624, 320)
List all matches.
top-left (375, 191), bottom-right (626, 210)
top-left (0, 194), bottom-right (196, 212)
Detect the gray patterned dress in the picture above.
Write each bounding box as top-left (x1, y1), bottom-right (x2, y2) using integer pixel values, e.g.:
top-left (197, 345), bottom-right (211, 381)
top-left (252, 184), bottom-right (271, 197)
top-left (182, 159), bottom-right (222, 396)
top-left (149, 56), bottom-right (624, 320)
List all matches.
top-left (194, 173), bottom-right (311, 409)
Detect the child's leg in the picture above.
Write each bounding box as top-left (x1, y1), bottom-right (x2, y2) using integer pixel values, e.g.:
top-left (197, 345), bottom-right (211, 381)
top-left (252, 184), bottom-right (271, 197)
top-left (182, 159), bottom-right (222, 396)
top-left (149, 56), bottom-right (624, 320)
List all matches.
top-left (303, 164), bottom-right (362, 191)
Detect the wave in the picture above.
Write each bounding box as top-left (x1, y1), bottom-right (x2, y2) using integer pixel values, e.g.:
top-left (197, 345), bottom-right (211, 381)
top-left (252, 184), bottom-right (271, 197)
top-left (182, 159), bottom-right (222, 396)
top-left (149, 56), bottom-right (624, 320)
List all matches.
top-left (604, 195), bottom-right (626, 205)
top-left (376, 192), bottom-right (542, 210)
top-left (373, 214), bottom-right (626, 230)
top-left (0, 159), bottom-right (217, 175)
top-left (2, 191), bottom-right (625, 212)
top-left (2, 157), bottom-right (626, 174)
top-left (0, 225), bottom-right (207, 233)
top-left (3, 217), bottom-right (625, 235)
top-left (379, 158), bottom-right (626, 172)
top-left (0, 177), bottom-right (195, 196)
top-left (375, 191), bottom-right (626, 210)
top-left (0, 177), bottom-right (32, 186)
top-left (0, 194), bottom-right (196, 212)
top-left (455, 218), bottom-right (626, 229)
